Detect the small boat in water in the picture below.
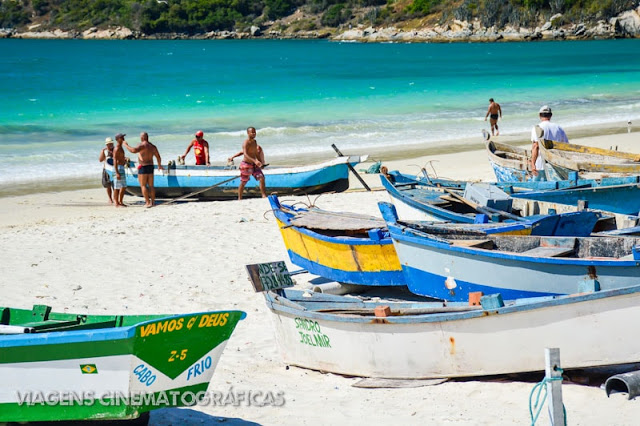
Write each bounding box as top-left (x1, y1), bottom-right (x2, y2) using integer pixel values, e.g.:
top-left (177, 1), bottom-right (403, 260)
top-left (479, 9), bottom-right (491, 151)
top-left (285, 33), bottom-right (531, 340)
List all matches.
top-left (0, 305), bottom-right (245, 422)
top-left (380, 201), bottom-right (640, 301)
top-left (263, 285), bottom-right (640, 379)
top-left (106, 155), bottom-right (367, 200)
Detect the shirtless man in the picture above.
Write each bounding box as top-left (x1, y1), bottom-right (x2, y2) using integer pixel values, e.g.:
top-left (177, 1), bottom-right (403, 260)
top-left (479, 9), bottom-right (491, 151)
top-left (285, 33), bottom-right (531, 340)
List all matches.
top-left (124, 132), bottom-right (163, 207)
top-left (112, 133), bottom-right (128, 207)
top-left (236, 127), bottom-right (266, 200)
top-left (180, 130), bottom-right (210, 165)
top-left (484, 98), bottom-right (502, 136)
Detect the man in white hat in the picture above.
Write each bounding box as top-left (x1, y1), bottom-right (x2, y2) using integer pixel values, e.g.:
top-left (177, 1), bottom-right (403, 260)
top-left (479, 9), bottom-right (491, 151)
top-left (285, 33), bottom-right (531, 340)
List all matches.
top-left (99, 137), bottom-right (115, 203)
top-left (530, 105), bottom-right (569, 181)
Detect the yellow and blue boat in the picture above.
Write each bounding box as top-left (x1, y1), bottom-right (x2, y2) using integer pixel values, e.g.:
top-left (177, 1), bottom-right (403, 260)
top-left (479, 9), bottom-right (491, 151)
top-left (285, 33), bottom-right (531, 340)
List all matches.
top-left (268, 195), bottom-right (404, 286)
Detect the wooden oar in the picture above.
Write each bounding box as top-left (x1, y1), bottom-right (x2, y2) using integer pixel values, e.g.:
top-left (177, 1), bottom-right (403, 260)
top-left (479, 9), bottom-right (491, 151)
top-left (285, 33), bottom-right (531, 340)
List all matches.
top-left (331, 144), bottom-right (371, 191)
top-left (161, 175), bottom-right (240, 206)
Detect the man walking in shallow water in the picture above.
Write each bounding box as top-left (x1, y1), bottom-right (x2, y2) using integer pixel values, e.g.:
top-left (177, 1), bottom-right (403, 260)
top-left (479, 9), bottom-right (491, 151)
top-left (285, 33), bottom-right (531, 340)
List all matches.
top-left (124, 132), bottom-right (163, 207)
top-left (484, 98), bottom-right (502, 136)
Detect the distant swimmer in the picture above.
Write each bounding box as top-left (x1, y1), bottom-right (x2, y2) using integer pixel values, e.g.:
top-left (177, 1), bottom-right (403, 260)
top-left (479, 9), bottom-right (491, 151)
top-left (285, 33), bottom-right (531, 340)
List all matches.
top-left (530, 105), bottom-right (569, 182)
top-left (124, 132), bottom-right (163, 207)
top-left (484, 98), bottom-right (502, 136)
top-left (232, 127), bottom-right (266, 200)
top-left (99, 137), bottom-right (115, 204)
top-left (180, 130), bottom-right (210, 166)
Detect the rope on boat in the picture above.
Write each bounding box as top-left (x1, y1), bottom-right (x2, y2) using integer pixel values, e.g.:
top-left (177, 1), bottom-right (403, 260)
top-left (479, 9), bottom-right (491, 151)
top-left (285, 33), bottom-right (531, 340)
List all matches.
top-left (529, 367), bottom-right (567, 425)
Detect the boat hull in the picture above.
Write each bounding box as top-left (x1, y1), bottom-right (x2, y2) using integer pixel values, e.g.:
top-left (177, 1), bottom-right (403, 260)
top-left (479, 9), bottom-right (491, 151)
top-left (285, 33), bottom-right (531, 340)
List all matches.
top-left (266, 287), bottom-right (640, 379)
top-left (388, 226), bottom-right (640, 301)
top-left (269, 197), bottom-right (404, 286)
top-left (107, 156), bottom-right (364, 200)
top-left (0, 310), bottom-right (245, 422)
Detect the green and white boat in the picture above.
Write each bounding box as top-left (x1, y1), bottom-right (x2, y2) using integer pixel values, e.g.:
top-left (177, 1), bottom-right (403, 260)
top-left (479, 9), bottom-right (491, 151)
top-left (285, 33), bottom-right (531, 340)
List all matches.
top-left (0, 304), bottom-right (245, 422)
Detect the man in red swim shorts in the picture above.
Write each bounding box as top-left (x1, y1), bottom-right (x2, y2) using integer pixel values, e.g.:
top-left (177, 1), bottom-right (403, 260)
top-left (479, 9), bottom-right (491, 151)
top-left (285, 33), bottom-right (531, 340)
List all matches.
top-left (236, 127), bottom-right (266, 200)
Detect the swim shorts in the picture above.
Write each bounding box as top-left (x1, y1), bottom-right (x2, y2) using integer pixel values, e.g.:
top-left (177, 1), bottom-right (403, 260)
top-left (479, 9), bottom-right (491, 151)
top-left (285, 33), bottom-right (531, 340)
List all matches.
top-left (138, 164), bottom-right (154, 175)
top-left (240, 161), bottom-right (264, 183)
top-left (490, 114), bottom-right (499, 120)
top-left (112, 166), bottom-right (127, 189)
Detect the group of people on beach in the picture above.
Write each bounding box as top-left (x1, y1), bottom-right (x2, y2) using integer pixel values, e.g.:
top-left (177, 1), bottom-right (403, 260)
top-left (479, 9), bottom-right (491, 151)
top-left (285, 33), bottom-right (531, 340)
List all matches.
top-left (100, 132), bottom-right (162, 208)
top-left (99, 127), bottom-right (267, 206)
top-left (485, 99), bottom-right (568, 181)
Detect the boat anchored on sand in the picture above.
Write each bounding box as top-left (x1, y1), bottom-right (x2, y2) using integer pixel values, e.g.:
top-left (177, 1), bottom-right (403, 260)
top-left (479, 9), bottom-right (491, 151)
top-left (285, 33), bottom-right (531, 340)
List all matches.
top-left (0, 305), bottom-right (245, 423)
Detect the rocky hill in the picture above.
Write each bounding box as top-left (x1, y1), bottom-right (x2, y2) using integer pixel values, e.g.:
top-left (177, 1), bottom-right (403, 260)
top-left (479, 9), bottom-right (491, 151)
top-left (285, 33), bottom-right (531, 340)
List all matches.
top-left (1, 0), bottom-right (639, 41)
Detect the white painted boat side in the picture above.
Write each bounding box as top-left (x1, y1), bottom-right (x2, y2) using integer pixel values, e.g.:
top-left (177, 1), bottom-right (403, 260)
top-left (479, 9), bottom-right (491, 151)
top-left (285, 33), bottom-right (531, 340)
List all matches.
top-left (269, 290), bottom-right (640, 378)
top-left (0, 344), bottom-right (228, 404)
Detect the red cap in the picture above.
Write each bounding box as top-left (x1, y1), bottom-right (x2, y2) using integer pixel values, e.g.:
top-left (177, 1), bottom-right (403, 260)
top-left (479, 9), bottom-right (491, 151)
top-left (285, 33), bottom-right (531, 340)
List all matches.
top-left (195, 130), bottom-right (204, 138)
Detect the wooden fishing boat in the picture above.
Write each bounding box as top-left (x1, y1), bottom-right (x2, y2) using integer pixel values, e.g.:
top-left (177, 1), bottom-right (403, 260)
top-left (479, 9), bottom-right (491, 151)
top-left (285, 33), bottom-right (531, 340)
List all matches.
top-left (484, 139), bottom-right (532, 182)
top-left (0, 305), bottom-right (245, 422)
top-left (106, 155), bottom-right (367, 200)
top-left (263, 285), bottom-right (640, 379)
top-left (380, 202), bottom-right (640, 301)
top-left (268, 195), bottom-right (404, 286)
top-left (539, 139), bottom-right (640, 180)
top-left (380, 173), bottom-right (603, 236)
top-left (386, 170), bottom-right (640, 217)
top-left (268, 193), bottom-right (600, 287)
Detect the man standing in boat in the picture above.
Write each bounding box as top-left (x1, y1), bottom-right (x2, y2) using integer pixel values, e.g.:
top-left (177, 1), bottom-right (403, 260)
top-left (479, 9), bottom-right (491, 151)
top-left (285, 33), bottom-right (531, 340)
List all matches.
top-left (124, 132), bottom-right (163, 208)
top-left (112, 133), bottom-right (128, 208)
top-left (99, 137), bottom-right (115, 204)
top-left (530, 105), bottom-right (569, 181)
top-left (235, 127), bottom-right (266, 200)
top-left (484, 98), bottom-right (502, 136)
top-left (180, 130), bottom-right (210, 166)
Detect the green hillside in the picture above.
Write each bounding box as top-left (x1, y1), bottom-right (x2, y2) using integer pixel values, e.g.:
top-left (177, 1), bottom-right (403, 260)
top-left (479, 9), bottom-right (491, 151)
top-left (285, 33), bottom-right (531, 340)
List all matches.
top-left (0, 0), bottom-right (636, 35)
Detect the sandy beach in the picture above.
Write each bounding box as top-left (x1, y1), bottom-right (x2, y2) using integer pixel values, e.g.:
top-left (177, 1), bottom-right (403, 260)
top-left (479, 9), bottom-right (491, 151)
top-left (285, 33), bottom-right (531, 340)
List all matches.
top-left (2, 130), bottom-right (640, 425)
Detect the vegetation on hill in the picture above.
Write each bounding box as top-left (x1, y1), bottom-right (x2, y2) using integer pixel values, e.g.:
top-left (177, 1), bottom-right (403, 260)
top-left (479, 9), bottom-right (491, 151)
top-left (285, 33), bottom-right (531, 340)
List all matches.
top-left (0, 0), bottom-right (636, 35)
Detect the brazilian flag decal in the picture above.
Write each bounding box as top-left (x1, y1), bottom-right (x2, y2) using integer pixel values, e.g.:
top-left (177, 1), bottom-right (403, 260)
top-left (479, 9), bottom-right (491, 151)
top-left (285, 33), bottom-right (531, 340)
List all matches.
top-left (80, 364), bottom-right (98, 374)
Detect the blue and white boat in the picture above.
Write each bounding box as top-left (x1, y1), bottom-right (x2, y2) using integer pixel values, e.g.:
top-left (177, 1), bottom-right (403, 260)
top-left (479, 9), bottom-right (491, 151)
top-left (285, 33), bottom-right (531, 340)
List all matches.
top-left (385, 170), bottom-right (640, 217)
top-left (380, 202), bottom-right (640, 302)
top-left (106, 155), bottom-right (367, 200)
top-left (264, 285), bottom-right (640, 378)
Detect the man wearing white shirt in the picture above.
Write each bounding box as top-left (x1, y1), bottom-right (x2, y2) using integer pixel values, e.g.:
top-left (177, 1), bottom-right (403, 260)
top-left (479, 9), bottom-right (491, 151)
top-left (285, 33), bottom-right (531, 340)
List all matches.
top-left (530, 105), bottom-right (569, 181)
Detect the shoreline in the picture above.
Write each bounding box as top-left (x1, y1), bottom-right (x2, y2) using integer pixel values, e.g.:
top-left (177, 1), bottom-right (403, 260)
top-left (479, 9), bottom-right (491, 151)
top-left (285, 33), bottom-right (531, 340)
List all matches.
top-left (2, 120), bottom-right (635, 199)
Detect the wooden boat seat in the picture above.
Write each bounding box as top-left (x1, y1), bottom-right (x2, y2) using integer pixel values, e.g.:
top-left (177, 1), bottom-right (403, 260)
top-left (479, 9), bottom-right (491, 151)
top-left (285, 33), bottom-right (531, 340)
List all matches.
top-left (493, 150), bottom-right (508, 158)
top-left (451, 239), bottom-right (493, 249)
top-left (519, 246), bottom-right (574, 257)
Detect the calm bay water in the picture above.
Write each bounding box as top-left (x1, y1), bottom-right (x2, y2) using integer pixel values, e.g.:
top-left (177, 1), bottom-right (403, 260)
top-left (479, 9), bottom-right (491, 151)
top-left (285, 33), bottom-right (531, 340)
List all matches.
top-left (1, 38), bottom-right (640, 193)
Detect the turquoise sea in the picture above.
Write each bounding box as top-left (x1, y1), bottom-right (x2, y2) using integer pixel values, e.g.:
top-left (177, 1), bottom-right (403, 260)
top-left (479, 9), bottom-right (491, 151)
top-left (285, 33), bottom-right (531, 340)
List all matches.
top-left (1, 38), bottom-right (640, 195)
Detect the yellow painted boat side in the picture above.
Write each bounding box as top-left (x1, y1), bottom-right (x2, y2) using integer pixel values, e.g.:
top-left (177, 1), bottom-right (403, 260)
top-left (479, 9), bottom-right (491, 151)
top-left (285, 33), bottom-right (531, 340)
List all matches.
top-left (276, 219), bottom-right (401, 272)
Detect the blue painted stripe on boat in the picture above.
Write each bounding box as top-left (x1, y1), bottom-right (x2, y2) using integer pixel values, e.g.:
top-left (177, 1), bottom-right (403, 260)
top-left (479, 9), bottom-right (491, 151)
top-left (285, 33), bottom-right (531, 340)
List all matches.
top-left (388, 223), bottom-right (638, 267)
top-left (287, 251), bottom-right (405, 286)
top-left (400, 265), bottom-right (559, 301)
top-left (0, 326), bottom-right (135, 348)
top-left (0, 311), bottom-right (247, 348)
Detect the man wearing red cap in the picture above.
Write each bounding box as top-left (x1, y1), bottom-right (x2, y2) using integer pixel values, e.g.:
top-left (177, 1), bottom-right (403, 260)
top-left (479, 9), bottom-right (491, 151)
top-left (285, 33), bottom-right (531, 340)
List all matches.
top-left (181, 130), bottom-right (210, 166)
